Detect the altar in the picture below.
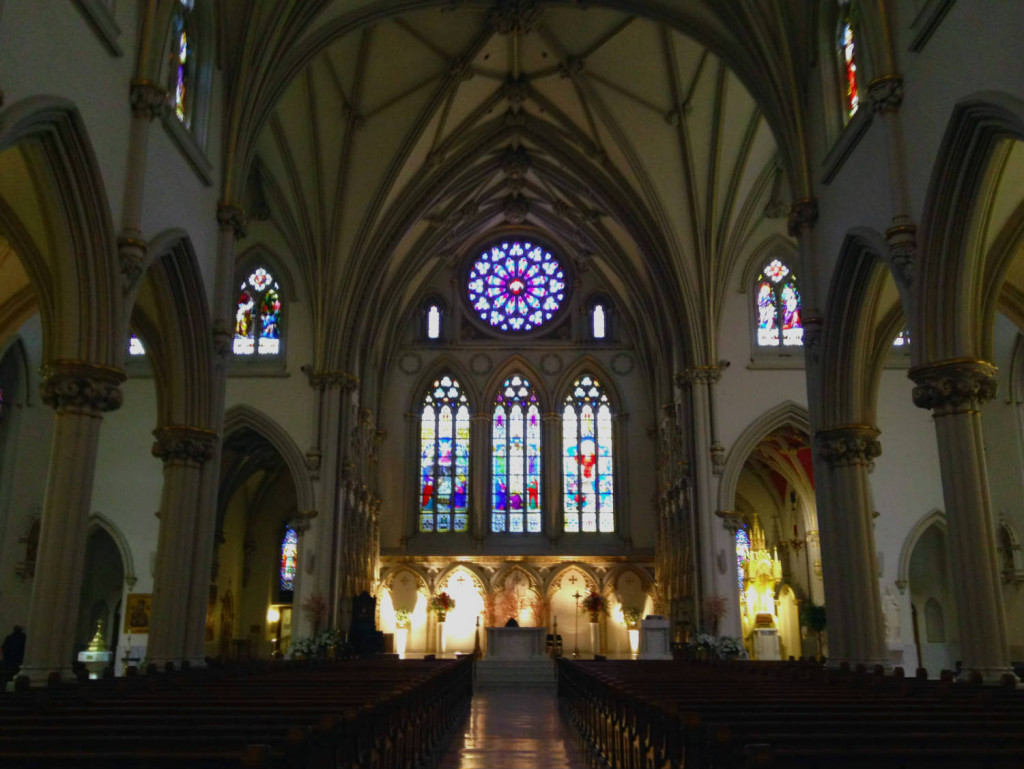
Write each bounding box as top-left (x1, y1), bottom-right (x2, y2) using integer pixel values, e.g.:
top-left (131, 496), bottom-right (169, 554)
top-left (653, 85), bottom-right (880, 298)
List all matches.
top-left (485, 626), bottom-right (547, 659)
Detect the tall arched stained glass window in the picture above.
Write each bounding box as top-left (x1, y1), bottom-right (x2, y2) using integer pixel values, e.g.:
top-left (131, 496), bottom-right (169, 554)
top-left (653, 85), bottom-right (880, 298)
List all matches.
top-left (280, 527), bottom-right (298, 592)
top-left (419, 376), bottom-right (470, 533)
top-left (838, 3), bottom-right (859, 119)
top-left (592, 304), bottom-right (606, 339)
top-left (466, 240), bottom-right (566, 332)
top-left (427, 305), bottom-right (441, 340)
top-left (170, 0), bottom-right (196, 126)
top-left (735, 528), bottom-right (750, 593)
top-left (755, 258), bottom-right (803, 347)
top-left (492, 375), bottom-right (542, 534)
top-left (562, 375), bottom-right (614, 533)
top-left (234, 267), bottom-right (282, 355)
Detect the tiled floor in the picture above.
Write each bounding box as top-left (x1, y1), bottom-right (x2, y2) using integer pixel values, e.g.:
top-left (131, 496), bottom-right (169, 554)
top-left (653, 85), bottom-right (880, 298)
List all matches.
top-left (437, 687), bottom-right (593, 769)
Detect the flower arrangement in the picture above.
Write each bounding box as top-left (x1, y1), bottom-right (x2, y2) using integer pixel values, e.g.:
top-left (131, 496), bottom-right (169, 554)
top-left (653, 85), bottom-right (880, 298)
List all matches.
top-left (394, 608), bottom-right (411, 627)
top-left (302, 593), bottom-right (328, 636)
top-left (430, 592), bottom-right (455, 617)
top-left (290, 627), bottom-right (342, 659)
top-left (622, 607), bottom-right (641, 628)
top-left (691, 633), bottom-right (748, 660)
top-left (582, 590), bottom-right (607, 615)
top-left (701, 594), bottom-right (728, 635)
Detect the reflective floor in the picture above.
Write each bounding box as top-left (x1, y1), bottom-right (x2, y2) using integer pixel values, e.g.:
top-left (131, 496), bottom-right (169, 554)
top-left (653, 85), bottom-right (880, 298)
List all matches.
top-left (438, 688), bottom-right (592, 769)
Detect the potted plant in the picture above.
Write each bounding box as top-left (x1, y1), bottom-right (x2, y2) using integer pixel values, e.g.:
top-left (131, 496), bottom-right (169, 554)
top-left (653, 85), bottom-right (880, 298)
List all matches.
top-left (430, 592), bottom-right (455, 622)
top-left (800, 602), bottom-right (827, 659)
top-left (394, 608), bottom-right (410, 628)
top-left (622, 606), bottom-right (641, 629)
top-left (701, 594), bottom-right (728, 636)
top-left (582, 591), bottom-right (606, 623)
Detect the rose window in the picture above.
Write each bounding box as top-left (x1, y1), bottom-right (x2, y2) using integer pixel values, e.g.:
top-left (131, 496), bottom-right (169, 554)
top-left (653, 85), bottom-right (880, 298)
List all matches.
top-left (466, 241), bottom-right (566, 332)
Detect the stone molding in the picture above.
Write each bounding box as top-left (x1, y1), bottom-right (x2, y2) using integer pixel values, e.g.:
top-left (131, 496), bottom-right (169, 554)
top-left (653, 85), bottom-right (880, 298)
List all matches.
top-left (216, 201), bottom-right (247, 240)
top-left (868, 74), bottom-right (905, 115)
top-left (815, 424), bottom-right (882, 468)
top-left (909, 358), bottom-right (998, 415)
top-left (886, 223), bottom-right (917, 288)
top-left (151, 425), bottom-right (218, 465)
top-left (40, 360), bottom-right (126, 415)
top-left (301, 366), bottom-right (359, 391)
top-left (129, 80), bottom-right (167, 120)
top-left (787, 198), bottom-right (819, 238)
top-left (715, 509), bottom-right (745, 534)
top-left (675, 365), bottom-right (722, 386)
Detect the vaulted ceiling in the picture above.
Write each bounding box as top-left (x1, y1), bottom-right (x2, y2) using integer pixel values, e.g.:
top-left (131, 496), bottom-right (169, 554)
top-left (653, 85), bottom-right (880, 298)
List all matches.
top-left (241, 3), bottom-right (794, 385)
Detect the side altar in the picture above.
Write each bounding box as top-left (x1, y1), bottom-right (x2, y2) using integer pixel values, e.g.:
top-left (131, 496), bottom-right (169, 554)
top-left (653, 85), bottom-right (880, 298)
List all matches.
top-left (485, 626), bottom-right (547, 659)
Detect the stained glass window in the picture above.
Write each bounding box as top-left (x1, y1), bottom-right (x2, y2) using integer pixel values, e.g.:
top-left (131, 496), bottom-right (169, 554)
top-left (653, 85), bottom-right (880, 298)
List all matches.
top-left (427, 305), bottom-right (441, 340)
top-left (839, 5), bottom-right (859, 119)
top-left (735, 528), bottom-right (750, 593)
top-left (466, 240), bottom-right (566, 332)
top-left (492, 375), bottom-right (542, 534)
top-left (592, 304), bottom-right (606, 339)
top-left (280, 527), bottom-right (298, 592)
top-left (755, 258), bottom-right (803, 347)
top-left (234, 267), bottom-right (282, 355)
top-left (170, 0), bottom-right (195, 126)
top-left (562, 375), bottom-right (614, 533)
top-left (128, 334), bottom-right (146, 356)
top-left (419, 376), bottom-right (470, 533)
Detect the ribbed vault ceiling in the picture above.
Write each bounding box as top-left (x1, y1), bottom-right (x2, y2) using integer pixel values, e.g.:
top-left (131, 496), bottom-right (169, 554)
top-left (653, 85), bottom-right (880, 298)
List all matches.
top-left (246, 3), bottom-right (790, 379)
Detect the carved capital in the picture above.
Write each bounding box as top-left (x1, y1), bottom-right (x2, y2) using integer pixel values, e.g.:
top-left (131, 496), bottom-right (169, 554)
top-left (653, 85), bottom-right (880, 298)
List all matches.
top-left (815, 424), bottom-right (882, 468)
top-left (716, 510), bottom-right (745, 535)
top-left (802, 312), bottom-right (823, 365)
top-left (151, 425), bottom-right (218, 465)
top-left (117, 235), bottom-right (147, 293)
top-left (676, 365), bottom-right (722, 386)
top-left (710, 441), bottom-right (725, 476)
top-left (216, 201), bottom-right (247, 240)
top-left (909, 358), bottom-right (998, 415)
top-left (869, 74), bottom-right (904, 115)
top-left (293, 509), bottom-right (318, 535)
top-left (787, 197), bottom-right (819, 238)
top-left (301, 366), bottom-right (359, 392)
top-left (40, 360), bottom-right (126, 415)
top-left (129, 80), bottom-right (167, 120)
top-left (212, 323), bottom-right (233, 360)
top-left (491, 0), bottom-right (543, 34)
top-left (886, 224), bottom-right (916, 288)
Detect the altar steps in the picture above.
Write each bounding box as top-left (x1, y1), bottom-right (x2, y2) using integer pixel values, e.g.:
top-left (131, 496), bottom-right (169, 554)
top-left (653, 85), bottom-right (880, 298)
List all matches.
top-left (474, 658), bottom-right (557, 687)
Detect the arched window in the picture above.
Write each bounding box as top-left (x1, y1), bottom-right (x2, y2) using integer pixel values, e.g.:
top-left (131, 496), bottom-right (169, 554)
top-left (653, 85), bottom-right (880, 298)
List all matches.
top-left (892, 326), bottom-right (910, 347)
top-left (419, 376), bottom-right (470, 533)
top-left (466, 240), bottom-right (567, 333)
top-left (280, 527), bottom-right (298, 593)
top-left (562, 375), bottom-right (614, 533)
top-left (492, 375), bottom-right (542, 534)
top-left (234, 266), bottom-right (282, 356)
top-left (169, 0), bottom-right (196, 127)
top-left (427, 304), bottom-right (442, 340)
top-left (755, 258), bottom-right (803, 347)
top-left (592, 303), bottom-right (606, 339)
top-left (838, 2), bottom-right (859, 120)
top-left (735, 527), bottom-right (750, 593)
top-left (128, 333), bottom-right (146, 356)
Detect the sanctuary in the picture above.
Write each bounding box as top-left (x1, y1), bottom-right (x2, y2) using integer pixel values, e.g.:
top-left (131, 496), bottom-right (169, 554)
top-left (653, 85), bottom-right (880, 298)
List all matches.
top-left (0, 0), bottom-right (1023, 692)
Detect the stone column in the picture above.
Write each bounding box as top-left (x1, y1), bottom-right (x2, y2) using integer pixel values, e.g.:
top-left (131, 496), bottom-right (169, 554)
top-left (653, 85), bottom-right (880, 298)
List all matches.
top-left (470, 413), bottom-right (490, 542)
top-left (18, 362), bottom-right (125, 684)
top-left (613, 411), bottom-right (631, 545)
top-left (118, 81), bottom-right (166, 293)
top-left (147, 425), bottom-right (217, 669)
top-left (910, 359), bottom-right (1014, 681)
top-left (814, 425), bottom-right (888, 668)
top-left (542, 411), bottom-right (561, 544)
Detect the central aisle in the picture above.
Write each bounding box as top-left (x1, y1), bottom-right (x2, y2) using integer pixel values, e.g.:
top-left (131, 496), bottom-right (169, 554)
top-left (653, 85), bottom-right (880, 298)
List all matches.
top-left (438, 687), bottom-right (592, 769)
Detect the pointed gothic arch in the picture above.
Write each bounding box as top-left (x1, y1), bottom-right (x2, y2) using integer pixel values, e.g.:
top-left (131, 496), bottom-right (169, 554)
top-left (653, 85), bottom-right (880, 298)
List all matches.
top-left (222, 404), bottom-right (315, 513)
top-left (897, 509), bottom-right (947, 593)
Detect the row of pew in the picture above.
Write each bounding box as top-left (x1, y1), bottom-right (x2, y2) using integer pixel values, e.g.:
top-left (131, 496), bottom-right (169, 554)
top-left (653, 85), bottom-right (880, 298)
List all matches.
top-left (0, 656), bottom-right (472, 768)
top-left (558, 658), bottom-right (1024, 769)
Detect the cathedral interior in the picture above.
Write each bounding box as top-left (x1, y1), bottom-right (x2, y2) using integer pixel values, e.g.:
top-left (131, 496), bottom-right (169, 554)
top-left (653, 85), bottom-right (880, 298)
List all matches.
top-left (0, 0), bottom-right (1023, 690)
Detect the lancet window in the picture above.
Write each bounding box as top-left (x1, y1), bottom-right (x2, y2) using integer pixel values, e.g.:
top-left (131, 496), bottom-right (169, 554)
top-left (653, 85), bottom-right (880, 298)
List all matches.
top-left (170, 0), bottom-right (196, 126)
top-left (234, 267), bottom-right (282, 356)
top-left (419, 376), bottom-right (470, 533)
top-left (491, 376), bottom-right (542, 534)
top-left (838, 3), bottom-right (859, 119)
top-left (280, 527), bottom-right (298, 592)
top-left (562, 375), bottom-right (614, 533)
top-left (755, 258), bottom-right (803, 347)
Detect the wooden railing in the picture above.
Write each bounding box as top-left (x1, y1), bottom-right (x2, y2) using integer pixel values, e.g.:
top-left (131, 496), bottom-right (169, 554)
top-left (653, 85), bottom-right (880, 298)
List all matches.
top-left (558, 658), bottom-right (1024, 769)
top-left (0, 656), bottom-right (472, 768)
